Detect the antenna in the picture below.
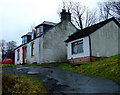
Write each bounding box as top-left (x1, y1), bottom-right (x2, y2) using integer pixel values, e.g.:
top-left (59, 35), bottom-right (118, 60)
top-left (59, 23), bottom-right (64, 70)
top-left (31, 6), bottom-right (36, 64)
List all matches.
top-left (63, 1), bottom-right (65, 10)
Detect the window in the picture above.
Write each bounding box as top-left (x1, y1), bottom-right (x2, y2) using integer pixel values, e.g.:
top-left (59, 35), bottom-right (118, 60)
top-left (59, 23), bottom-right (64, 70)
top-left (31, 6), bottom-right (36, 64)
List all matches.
top-left (22, 38), bottom-right (24, 44)
top-left (40, 26), bottom-right (43, 34)
top-left (37, 28), bottom-right (39, 36)
top-left (32, 33), bottom-right (34, 39)
top-left (25, 36), bottom-right (27, 43)
top-left (31, 42), bottom-right (34, 56)
top-left (72, 40), bottom-right (83, 54)
top-left (17, 49), bottom-right (20, 61)
top-left (24, 46), bottom-right (27, 58)
top-left (22, 36), bottom-right (27, 44)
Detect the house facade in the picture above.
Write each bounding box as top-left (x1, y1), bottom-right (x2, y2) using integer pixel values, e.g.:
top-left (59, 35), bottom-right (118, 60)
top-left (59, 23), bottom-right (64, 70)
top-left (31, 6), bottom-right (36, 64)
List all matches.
top-left (15, 9), bottom-right (78, 64)
top-left (65, 18), bottom-right (120, 63)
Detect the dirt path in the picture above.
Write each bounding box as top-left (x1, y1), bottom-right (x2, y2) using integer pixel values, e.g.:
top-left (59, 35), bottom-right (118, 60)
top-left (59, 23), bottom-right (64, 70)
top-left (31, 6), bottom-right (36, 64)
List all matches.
top-left (2, 65), bottom-right (120, 94)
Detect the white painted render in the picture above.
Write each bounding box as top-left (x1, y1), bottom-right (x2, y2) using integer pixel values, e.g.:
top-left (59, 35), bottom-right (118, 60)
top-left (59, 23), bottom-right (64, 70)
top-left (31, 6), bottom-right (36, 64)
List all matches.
top-left (66, 20), bottom-right (120, 61)
top-left (26, 38), bottom-right (40, 64)
top-left (15, 37), bottom-right (40, 64)
top-left (67, 36), bottom-right (90, 59)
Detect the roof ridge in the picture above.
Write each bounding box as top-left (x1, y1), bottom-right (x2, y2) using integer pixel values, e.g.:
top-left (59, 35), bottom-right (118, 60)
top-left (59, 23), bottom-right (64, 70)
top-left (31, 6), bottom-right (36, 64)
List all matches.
top-left (65, 17), bottom-right (119, 42)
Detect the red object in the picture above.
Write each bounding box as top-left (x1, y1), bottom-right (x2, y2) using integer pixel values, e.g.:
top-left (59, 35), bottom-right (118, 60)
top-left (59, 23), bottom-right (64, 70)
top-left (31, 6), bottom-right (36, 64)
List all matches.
top-left (2, 58), bottom-right (13, 64)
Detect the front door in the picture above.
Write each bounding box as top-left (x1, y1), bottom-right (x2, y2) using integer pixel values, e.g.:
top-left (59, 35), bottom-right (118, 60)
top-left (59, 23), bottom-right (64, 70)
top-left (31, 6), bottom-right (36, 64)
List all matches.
top-left (24, 46), bottom-right (27, 63)
top-left (22, 47), bottom-right (25, 64)
top-left (22, 46), bottom-right (27, 64)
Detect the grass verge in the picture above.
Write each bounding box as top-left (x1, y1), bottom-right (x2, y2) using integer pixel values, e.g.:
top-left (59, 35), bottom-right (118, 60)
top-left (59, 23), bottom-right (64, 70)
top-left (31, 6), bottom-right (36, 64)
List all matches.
top-left (2, 73), bottom-right (47, 94)
top-left (2, 64), bottom-right (16, 67)
top-left (59, 54), bottom-right (120, 84)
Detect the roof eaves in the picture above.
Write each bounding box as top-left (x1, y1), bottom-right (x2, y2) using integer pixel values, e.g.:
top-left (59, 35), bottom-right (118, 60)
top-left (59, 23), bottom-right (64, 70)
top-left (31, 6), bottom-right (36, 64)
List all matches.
top-left (16, 22), bottom-right (62, 50)
top-left (65, 17), bottom-right (119, 42)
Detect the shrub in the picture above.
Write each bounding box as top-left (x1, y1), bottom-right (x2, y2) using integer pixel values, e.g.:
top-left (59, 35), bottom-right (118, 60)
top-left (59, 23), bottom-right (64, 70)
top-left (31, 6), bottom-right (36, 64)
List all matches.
top-left (2, 73), bottom-right (47, 94)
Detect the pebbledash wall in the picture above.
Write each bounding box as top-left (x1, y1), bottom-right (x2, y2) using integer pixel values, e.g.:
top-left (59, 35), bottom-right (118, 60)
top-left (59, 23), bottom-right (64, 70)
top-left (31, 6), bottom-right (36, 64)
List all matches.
top-left (67, 36), bottom-right (90, 63)
top-left (67, 20), bottom-right (120, 63)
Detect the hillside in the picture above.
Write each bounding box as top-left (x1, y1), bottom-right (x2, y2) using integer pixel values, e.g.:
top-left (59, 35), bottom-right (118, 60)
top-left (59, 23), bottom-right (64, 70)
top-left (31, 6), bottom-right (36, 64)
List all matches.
top-left (59, 54), bottom-right (120, 83)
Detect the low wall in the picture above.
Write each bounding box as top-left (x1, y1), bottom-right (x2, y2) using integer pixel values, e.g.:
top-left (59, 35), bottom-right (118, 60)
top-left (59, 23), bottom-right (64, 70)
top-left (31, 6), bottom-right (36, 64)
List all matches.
top-left (68, 56), bottom-right (107, 63)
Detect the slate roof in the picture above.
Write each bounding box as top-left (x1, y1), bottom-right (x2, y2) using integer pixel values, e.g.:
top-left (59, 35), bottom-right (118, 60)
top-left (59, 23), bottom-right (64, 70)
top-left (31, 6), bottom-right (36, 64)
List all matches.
top-left (65, 17), bottom-right (120, 42)
top-left (21, 32), bottom-right (32, 38)
top-left (35, 21), bottom-right (57, 29)
top-left (15, 20), bottom-right (79, 49)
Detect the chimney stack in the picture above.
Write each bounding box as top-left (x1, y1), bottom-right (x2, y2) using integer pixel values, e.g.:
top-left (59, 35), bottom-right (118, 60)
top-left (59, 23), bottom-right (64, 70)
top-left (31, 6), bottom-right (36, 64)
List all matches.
top-left (60, 9), bottom-right (71, 21)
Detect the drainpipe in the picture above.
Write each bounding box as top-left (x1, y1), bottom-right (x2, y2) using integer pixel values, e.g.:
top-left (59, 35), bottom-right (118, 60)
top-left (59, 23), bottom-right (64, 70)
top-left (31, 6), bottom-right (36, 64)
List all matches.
top-left (39, 38), bottom-right (41, 64)
top-left (88, 36), bottom-right (92, 62)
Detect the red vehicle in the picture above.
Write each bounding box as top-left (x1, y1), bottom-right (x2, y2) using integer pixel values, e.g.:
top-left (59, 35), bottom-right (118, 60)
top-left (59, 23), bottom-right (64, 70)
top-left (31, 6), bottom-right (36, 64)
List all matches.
top-left (2, 58), bottom-right (13, 64)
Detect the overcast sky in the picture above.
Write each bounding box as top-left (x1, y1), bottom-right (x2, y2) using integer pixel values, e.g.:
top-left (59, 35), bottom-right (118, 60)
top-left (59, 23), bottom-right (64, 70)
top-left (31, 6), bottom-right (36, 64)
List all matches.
top-left (0, 0), bottom-right (99, 46)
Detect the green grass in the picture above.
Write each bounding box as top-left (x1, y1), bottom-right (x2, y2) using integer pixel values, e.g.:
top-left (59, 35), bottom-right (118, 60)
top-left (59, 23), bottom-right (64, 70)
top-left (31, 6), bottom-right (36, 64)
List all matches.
top-left (2, 64), bottom-right (16, 67)
top-left (2, 73), bottom-right (47, 94)
top-left (59, 54), bottom-right (120, 83)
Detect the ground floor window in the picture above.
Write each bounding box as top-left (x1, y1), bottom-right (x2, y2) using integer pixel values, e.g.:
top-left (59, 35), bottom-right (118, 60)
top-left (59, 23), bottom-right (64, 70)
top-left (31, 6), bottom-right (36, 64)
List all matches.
top-left (24, 46), bottom-right (27, 58)
top-left (72, 40), bottom-right (83, 54)
top-left (31, 42), bottom-right (34, 57)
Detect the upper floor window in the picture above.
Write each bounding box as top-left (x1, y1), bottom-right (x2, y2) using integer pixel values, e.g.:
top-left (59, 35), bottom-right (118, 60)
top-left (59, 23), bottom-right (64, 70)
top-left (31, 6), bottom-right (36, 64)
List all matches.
top-left (40, 26), bottom-right (43, 34)
top-left (22, 38), bottom-right (24, 44)
top-left (37, 28), bottom-right (39, 36)
top-left (25, 36), bottom-right (27, 43)
top-left (72, 40), bottom-right (83, 54)
top-left (22, 36), bottom-right (27, 44)
top-left (31, 33), bottom-right (34, 40)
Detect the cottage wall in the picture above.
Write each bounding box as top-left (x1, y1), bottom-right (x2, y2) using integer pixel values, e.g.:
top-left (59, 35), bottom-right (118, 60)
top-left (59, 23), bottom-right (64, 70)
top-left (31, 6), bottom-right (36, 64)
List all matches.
top-left (90, 21), bottom-right (120, 57)
top-left (15, 21), bottom-right (77, 64)
top-left (26, 38), bottom-right (40, 64)
top-left (41, 21), bottom-right (77, 63)
top-left (67, 36), bottom-right (90, 63)
top-left (15, 37), bottom-right (41, 64)
top-left (15, 47), bottom-right (22, 64)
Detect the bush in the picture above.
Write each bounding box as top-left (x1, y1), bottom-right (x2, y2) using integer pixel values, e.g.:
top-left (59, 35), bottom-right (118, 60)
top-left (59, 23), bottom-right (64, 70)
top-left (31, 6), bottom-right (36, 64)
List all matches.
top-left (2, 73), bottom-right (47, 94)
top-left (2, 64), bottom-right (16, 67)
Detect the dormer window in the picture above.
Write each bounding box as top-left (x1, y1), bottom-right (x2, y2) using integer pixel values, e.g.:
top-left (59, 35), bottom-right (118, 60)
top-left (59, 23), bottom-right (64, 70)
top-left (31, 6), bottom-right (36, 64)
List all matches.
top-left (36, 26), bottom-right (44, 36)
top-left (40, 26), bottom-right (43, 34)
top-left (31, 32), bottom-right (36, 40)
top-left (35, 21), bottom-right (56, 37)
top-left (25, 36), bottom-right (27, 43)
top-left (37, 28), bottom-right (39, 36)
top-left (22, 36), bottom-right (27, 44)
top-left (32, 33), bottom-right (34, 39)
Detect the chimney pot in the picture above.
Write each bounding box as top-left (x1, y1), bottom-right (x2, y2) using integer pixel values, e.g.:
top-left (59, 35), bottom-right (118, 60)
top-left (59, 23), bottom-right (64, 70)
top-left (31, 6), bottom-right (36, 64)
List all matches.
top-left (60, 9), bottom-right (71, 21)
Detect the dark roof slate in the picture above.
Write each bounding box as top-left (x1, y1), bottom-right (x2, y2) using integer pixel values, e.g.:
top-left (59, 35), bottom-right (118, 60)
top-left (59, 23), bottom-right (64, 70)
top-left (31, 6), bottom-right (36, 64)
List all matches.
top-left (35, 21), bottom-right (57, 29)
top-left (21, 32), bottom-right (32, 38)
top-left (65, 17), bottom-right (120, 42)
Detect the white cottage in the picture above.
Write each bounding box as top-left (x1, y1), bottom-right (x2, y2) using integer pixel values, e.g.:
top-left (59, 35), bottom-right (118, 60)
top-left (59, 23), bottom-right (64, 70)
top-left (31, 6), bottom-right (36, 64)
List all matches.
top-left (65, 17), bottom-right (120, 63)
top-left (15, 9), bottom-right (78, 64)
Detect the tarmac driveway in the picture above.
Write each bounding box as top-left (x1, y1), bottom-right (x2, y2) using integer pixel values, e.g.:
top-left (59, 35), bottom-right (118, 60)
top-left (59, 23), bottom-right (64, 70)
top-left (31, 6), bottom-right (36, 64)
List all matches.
top-left (2, 65), bottom-right (120, 94)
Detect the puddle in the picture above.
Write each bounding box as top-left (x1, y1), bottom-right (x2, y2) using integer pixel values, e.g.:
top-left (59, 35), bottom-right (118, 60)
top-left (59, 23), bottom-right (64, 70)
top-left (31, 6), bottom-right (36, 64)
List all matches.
top-left (16, 67), bottom-right (30, 70)
top-left (27, 71), bottom-right (39, 75)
